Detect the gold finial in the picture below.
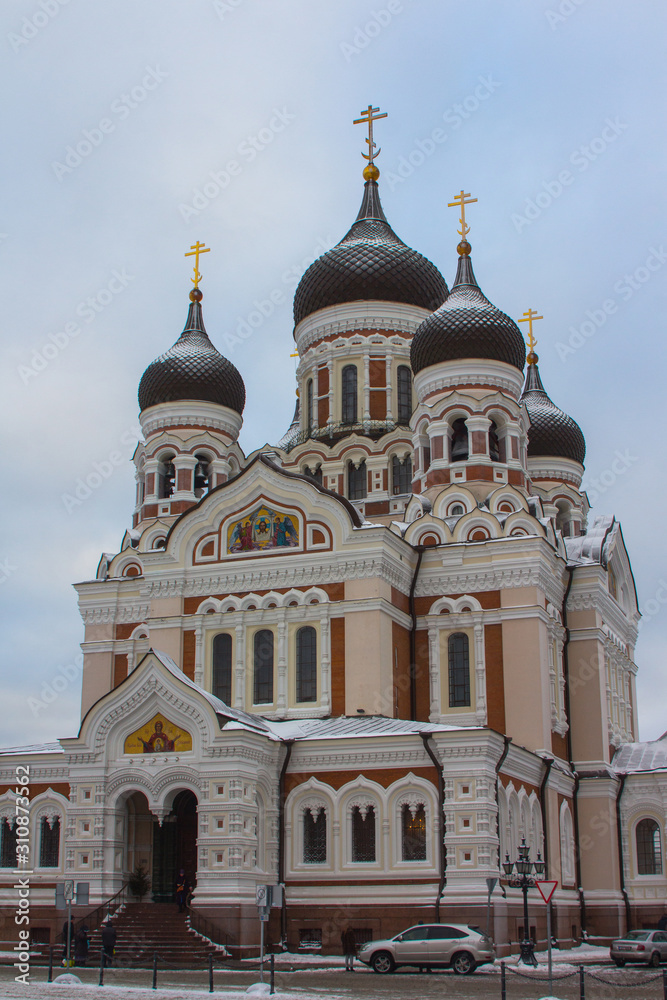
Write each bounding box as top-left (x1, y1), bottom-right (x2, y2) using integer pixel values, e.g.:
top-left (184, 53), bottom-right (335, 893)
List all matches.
top-left (519, 308), bottom-right (543, 363)
top-left (185, 241), bottom-right (211, 290)
top-left (447, 190), bottom-right (478, 255)
top-left (353, 104), bottom-right (388, 177)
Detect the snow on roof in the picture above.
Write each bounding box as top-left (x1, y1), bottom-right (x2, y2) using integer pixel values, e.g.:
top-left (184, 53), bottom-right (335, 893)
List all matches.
top-left (267, 715), bottom-right (480, 740)
top-left (613, 739), bottom-right (667, 773)
top-left (0, 742), bottom-right (63, 755)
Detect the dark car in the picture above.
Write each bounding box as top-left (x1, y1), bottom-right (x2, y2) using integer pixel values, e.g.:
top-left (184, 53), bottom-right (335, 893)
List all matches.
top-left (356, 922), bottom-right (495, 975)
top-left (610, 930), bottom-right (667, 967)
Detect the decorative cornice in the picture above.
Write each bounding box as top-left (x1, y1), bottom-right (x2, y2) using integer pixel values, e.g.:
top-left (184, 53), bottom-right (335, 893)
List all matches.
top-left (79, 602), bottom-right (151, 625)
top-left (140, 400), bottom-right (242, 440)
top-left (414, 360), bottom-right (524, 404)
top-left (294, 301), bottom-right (430, 354)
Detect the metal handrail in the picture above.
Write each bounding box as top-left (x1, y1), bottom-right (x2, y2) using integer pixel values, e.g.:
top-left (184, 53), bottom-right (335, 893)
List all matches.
top-left (187, 908), bottom-right (231, 951)
top-left (73, 881), bottom-right (130, 936)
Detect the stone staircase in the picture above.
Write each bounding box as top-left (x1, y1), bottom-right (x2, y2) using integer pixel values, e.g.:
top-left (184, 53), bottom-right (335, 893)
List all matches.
top-left (84, 902), bottom-right (223, 968)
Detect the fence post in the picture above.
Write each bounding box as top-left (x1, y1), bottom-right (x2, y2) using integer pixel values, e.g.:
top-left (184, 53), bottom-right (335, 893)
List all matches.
top-left (208, 952), bottom-right (214, 993)
top-left (47, 946), bottom-right (53, 983)
top-left (663, 967), bottom-right (667, 1000)
top-left (270, 952), bottom-right (275, 995)
top-left (579, 964), bottom-right (585, 1000)
top-left (500, 960), bottom-right (506, 1000)
top-left (99, 947), bottom-right (104, 986)
top-left (152, 951), bottom-right (158, 990)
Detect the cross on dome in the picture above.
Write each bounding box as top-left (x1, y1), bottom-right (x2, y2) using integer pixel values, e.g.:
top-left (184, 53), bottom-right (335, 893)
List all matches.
top-left (447, 190), bottom-right (478, 255)
top-left (353, 104), bottom-right (388, 179)
top-left (185, 240), bottom-right (211, 289)
top-left (519, 308), bottom-right (543, 362)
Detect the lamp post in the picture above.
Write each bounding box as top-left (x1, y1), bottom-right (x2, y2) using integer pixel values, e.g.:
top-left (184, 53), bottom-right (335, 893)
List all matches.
top-left (502, 837), bottom-right (545, 966)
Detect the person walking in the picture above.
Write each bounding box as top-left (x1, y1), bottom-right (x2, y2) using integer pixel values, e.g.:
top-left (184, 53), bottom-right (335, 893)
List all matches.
top-left (74, 924), bottom-right (89, 966)
top-left (101, 919), bottom-right (116, 967)
top-left (341, 925), bottom-right (356, 971)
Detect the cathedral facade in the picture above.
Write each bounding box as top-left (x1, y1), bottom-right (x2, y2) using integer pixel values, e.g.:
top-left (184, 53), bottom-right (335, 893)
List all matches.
top-left (1, 130), bottom-right (665, 955)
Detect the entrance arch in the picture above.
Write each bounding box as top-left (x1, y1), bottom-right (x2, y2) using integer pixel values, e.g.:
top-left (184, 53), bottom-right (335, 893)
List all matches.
top-left (151, 789), bottom-right (198, 902)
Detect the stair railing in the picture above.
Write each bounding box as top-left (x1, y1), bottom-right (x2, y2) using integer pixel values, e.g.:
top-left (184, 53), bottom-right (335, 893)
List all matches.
top-left (74, 881), bottom-right (131, 937)
top-left (187, 909), bottom-right (231, 952)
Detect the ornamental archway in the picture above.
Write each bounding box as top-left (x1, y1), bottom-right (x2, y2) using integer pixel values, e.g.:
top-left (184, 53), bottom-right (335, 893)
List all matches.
top-left (151, 789), bottom-right (198, 903)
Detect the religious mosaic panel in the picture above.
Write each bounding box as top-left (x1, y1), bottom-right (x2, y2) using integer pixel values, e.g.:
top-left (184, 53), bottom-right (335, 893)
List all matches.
top-left (227, 504), bottom-right (299, 554)
top-left (124, 714), bottom-right (192, 754)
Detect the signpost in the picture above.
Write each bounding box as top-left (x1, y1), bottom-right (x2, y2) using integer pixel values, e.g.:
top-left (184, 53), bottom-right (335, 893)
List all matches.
top-left (55, 882), bottom-right (90, 968)
top-left (63, 881), bottom-right (75, 967)
top-left (536, 880), bottom-right (558, 996)
top-left (485, 877), bottom-right (498, 939)
top-left (255, 885), bottom-right (283, 984)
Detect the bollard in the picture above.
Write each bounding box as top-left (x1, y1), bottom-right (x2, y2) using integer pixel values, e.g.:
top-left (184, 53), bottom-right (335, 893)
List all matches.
top-left (99, 947), bottom-right (105, 986)
top-left (500, 960), bottom-right (506, 1000)
top-left (270, 952), bottom-right (275, 995)
top-left (47, 946), bottom-right (53, 983)
top-left (152, 951), bottom-right (158, 990)
top-left (663, 967), bottom-right (667, 1000)
top-left (209, 952), bottom-right (214, 993)
top-left (579, 964), bottom-right (585, 1000)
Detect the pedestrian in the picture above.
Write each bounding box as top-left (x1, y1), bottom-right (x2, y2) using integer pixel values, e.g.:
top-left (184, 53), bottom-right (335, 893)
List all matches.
top-left (175, 869), bottom-right (190, 913)
top-left (101, 919), bottom-right (116, 967)
top-left (74, 924), bottom-right (89, 966)
top-left (61, 919), bottom-right (75, 966)
top-left (658, 914), bottom-right (667, 931)
top-left (341, 925), bottom-right (356, 971)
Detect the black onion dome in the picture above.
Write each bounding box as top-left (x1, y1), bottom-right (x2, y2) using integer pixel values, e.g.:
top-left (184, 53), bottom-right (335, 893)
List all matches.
top-left (138, 294), bottom-right (245, 414)
top-left (410, 253), bottom-right (526, 374)
top-left (522, 359), bottom-right (586, 464)
top-left (293, 180), bottom-right (448, 325)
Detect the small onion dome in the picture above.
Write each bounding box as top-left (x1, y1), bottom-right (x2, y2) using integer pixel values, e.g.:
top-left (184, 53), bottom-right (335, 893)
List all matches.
top-left (410, 252), bottom-right (526, 374)
top-left (138, 288), bottom-right (245, 414)
top-left (522, 355), bottom-right (586, 464)
top-left (293, 178), bottom-right (448, 326)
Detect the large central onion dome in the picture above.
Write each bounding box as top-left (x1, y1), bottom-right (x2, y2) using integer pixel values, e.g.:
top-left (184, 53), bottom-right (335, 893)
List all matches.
top-left (522, 354), bottom-right (586, 464)
top-left (138, 289), bottom-right (245, 414)
top-left (411, 250), bottom-right (526, 374)
top-left (293, 174), bottom-right (448, 326)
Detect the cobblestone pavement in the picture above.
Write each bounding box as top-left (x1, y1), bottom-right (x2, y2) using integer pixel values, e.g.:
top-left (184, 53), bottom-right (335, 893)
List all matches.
top-left (1, 962), bottom-right (666, 1000)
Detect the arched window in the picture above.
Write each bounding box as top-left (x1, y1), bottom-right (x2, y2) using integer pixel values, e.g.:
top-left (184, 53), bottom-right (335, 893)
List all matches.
top-left (448, 633), bottom-right (470, 707)
top-left (39, 816), bottom-right (60, 868)
top-left (342, 365), bottom-right (357, 424)
top-left (489, 422), bottom-right (500, 462)
top-left (303, 807), bottom-right (326, 863)
top-left (159, 455), bottom-right (176, 498)
top-left (306, 379), bottom-right (313, 432)
top-left (0, 819), bottom-right (17, 868)
top-left (351, 805), bottom-right (376, 862)
top-left (397, 366), bottom-right (412, 424)
top-left (213, 633), bottom-right (233, 704)
top-left (348, 460), bottom-right (367, 500)
top-left (253, 630), bottom-right (274, 705)
top-left (451, 419), bottom-right (468, 462)
top-left (401, 803), bottom-right (427, 861)
top-left (637, 818), bottom-right (663, 875)
top-left (560, 803), bottom-right (575, 883)
top-left (194, 453), bottom-right (210, 496)
top-left (296, 626), bottom-right (317, 702)
top-left (392, 455), bottom-right (412, 495)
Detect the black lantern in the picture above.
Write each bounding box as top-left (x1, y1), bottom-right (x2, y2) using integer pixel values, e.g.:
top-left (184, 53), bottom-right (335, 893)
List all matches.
top-left (502, 837), bottom-right (545, 966)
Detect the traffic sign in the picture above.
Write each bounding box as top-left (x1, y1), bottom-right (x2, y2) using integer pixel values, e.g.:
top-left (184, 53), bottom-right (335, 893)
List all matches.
top-left (536, 880), bottom-right (558, 904)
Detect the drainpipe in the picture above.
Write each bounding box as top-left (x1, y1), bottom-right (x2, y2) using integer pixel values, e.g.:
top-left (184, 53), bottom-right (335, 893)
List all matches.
top-left (495, 735), bottom-right (512, 900)
top-left (420, 732), bottom-right (445, 921)
top-left (615, 773), bottom-right (631, 932)
top-left (277, 739), bottom-right (294, 947)
top-left (408, 546), bottom-right (425, 721)
top-left (539, 756), bottom-right (554, 872)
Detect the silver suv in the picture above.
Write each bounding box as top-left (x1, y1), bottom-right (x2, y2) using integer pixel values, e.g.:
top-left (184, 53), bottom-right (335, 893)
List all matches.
top-left (357, 922), bottom-right (495, 974)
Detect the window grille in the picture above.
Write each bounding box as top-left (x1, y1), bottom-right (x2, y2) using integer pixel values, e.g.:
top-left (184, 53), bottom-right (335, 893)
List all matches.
top-left (448, 633), bottom-right (471, 707)
top-left (303, 808), bottom-right (326, 863)
top-left (397, 366), bottom-right (412, 424)
top-left (342, 366), bottom-right (357, 424)
top-left (348, 461), bottom-right (367, 500)
top-left (392, 455), bottom-right (412, 495)
top-left (39, 816), bottom-right (60, 868)
top-left (637, 818), bottom-right (663, 875)
top-left (296, 627), bottom-right (317, 702)
top-left (351, 805), bottom-right (376, 862)
top-left (213, 633), bottom-right (232, 704)
top-left (0, 819), bottom-right (17, 868)
top-left (254, 630), bottom-right (274, 704)
top-left (401, 804), bottom-right (427, 860)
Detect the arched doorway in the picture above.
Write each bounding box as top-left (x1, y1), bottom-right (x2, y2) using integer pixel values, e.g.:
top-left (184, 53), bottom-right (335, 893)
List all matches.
top-left (151, 790), bottom-right (198, 902)
top-left (124, 791), bottom-right (154, 877)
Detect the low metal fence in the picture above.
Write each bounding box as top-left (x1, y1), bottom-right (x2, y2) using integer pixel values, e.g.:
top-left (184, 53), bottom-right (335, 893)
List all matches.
top-left (501, 961), bottom-right (667, 999)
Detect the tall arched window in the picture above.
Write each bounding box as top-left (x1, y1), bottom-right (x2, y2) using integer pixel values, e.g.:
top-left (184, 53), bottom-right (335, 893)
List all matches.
top-left (401, 803), bottom-right (427, 860)
top-left (39, 816), bottom-right (60, 868)
top-left (253, 630), bottom-right (274, 705)
top-left (637, 818), bottom-right (663, 875)
top-left (194, 453), bottom-right (210, 496)
top-left (296, 626), bottom-right (317, 702)
top-left (392, 455), bottom-right (412, 495)
top-left (489, 422), bottom-right (500, 462)
top-left (397, 366), bottom-right (412, 424)
top-left (448, 633), bottom-right (470, 707)
top-left (451, 419), bottom-right (468, 461)
top-left (159, 455), bottom-right (176, 498)
top-left (342, 365), bottom-right (357, 424)
top-left (306, 379), bottom-right (313, 432)
top-left (303, 807), bottom-right (326, 863)
top-left (348, 460), bottom-right (367, 500)
top-left (0, 819), bottom-right (17, 868)
top-left (351, 805), bottom-right (376, 862)
top-left (213, 633), bottom-right (233, 704)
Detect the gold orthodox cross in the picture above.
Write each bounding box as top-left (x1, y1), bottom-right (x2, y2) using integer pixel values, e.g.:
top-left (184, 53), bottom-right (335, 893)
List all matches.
top-left (447, 190), bottom-right (478, 242)
top-left (185, 241), bottom-right (211, 287)
top-left (353, 104), bottom-right (388, 165)
top-left (518, 308), bottom-right (543, 353)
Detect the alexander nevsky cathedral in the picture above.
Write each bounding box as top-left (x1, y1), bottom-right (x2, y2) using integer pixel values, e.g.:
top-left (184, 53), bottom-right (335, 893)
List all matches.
top-left (1, 108), bottom-right (666, 956)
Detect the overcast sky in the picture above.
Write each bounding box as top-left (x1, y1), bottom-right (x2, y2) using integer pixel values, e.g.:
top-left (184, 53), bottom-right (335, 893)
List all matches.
top-left (1, 0), bottom-right (665, 749)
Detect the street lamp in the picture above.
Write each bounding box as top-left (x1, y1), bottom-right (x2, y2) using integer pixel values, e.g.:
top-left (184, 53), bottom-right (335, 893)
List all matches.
top-left (503, 837), bottom-right (545, 966)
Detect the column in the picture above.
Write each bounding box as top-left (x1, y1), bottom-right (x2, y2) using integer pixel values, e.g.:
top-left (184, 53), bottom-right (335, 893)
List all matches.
top-left (320, 616), bottom-right (331, 713)
top-left (363, 351), bottom-right (371, 424)
top-left (428, 626), bottom-right (440, 720)
top-left (234, 622), bottom-right (245, 709)
top-left (474, 621), bottom-right (486, 724)
top-left (276, 617), bottom-right (288, 713)
top-left (385, 355), bottom-right (393, 422)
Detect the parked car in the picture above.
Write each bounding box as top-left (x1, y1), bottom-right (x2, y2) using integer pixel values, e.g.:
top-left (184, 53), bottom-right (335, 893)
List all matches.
top-left (610, 930), bottom-right (667, 967)
top-left (356, 922), bottom-right (495, 974)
